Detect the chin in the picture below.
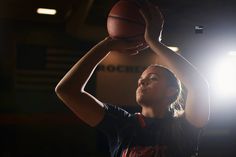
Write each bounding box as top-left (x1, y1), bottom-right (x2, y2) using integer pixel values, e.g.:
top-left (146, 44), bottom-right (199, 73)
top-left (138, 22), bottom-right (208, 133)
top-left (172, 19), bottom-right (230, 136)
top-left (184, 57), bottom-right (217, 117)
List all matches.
top-left (136, 96), bottom-right (143, 105)
top-left (136, 95), bottom-right (160, 107)
top-left (136, 96), bottom-right (150, 107)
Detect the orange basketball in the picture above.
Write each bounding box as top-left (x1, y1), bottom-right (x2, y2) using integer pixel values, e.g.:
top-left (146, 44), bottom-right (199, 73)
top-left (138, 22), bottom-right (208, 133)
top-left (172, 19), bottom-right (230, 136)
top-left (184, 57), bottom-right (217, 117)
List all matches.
top-left (107, 0), bottom-right (147, 50)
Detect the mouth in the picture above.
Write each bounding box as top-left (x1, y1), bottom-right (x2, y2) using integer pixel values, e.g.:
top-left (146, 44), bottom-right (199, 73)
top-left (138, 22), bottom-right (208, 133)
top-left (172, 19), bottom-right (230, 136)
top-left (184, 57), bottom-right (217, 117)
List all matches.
top-left (137, 87), bottom-right (147, 94)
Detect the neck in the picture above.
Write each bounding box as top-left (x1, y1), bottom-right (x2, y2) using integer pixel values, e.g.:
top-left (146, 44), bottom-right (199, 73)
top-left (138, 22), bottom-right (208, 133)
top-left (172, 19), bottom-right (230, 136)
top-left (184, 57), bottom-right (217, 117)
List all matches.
top-left (141, 103), bottom-right (169, 118)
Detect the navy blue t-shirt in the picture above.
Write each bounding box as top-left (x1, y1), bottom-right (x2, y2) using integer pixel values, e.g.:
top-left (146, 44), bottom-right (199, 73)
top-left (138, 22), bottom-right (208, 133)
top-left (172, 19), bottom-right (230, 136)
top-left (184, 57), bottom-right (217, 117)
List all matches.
top-left (96, 103), bottom-right (201, 157)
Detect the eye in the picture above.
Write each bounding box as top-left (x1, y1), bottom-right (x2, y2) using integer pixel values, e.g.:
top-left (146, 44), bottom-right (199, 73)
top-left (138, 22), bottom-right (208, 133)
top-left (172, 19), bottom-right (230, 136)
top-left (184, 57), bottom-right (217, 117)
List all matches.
top-left (149, 74), bottom-right (158, 81)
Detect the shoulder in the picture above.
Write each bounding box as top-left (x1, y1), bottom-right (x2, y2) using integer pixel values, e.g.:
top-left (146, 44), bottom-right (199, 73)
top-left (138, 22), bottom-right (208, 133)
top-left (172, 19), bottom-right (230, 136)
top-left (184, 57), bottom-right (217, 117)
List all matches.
top-left (103, 103), bottom-right (130, 114)
top-left (171, 114), bottom-right (203, 134)
top-left (95, 103), bottom-right (135, 129)
top-left (102, 103), bottom-right (132, 119)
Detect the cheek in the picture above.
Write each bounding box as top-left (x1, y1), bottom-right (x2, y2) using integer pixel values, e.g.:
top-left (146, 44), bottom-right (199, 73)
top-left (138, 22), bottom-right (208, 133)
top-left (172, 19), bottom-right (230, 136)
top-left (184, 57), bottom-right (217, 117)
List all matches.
top-left (136, 87), bottom-right (144, 99)
top-left (149, 84), bottom-right (167, 96)
top-left (149, 84), bottom-right (161, 91)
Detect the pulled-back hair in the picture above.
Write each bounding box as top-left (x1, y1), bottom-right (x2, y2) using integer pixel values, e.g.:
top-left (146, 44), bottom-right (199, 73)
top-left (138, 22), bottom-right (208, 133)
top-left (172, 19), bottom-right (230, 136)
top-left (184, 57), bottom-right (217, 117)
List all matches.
top-left (149, 64), bottom-right (184, 117)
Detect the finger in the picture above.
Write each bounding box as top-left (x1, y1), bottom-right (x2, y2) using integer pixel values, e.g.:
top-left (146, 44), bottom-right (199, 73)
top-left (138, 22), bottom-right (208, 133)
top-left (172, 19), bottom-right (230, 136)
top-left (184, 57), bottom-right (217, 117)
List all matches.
top-left (138, 45), bottom-right (150, 52)
top-left (125, 43), bottom-right (147, 55)
top-left (125, 43), bottom-right (143, 51)
top-left (146, 1), bottom-right (160, 16)
top-left (154, 6), bottom-right (164, 19)
top-left (118, 49), bottom-right (138, 55)
top-left (139, 9), bottom-right (148, 24)
top-left (130, 51), bottom-right (139, 56)
top-left (137, 0), bottom-right (152, 20)
top-left (125, 40), bottom-right (142, 48)
top-left (130, 44), bottom-right (150, 56)
top-left (112, 38), bottom-right (137, 47)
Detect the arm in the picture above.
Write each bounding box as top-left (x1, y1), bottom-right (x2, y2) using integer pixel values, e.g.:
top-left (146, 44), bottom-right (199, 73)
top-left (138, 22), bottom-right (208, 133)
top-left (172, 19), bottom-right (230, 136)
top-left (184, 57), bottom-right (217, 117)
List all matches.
top-left (55, 37), bottom-right (140, 127)
top-left (150, 42), bottom-right (210, 128)
top-left (139, 1), bottom-right (210, 128)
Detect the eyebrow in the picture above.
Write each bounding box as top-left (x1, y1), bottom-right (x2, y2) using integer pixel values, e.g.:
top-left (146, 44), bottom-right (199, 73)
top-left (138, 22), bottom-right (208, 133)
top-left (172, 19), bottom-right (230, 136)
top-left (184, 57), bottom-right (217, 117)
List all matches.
top-left (148, 73), bottom-right (159, 76)
top-left (140, 72), bottom-right (160, 79)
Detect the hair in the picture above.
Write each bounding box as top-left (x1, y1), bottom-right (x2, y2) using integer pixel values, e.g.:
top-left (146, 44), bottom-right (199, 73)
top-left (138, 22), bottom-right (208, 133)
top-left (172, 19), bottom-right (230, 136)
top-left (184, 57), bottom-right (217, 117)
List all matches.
top-left (149, 64), bottom-right (184, 117)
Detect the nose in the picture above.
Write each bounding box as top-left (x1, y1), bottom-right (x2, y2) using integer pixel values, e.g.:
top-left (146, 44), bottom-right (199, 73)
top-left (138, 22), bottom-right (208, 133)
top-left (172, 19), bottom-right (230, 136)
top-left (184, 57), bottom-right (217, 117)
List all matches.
top-left (139, 78), bottom-right (148, 86)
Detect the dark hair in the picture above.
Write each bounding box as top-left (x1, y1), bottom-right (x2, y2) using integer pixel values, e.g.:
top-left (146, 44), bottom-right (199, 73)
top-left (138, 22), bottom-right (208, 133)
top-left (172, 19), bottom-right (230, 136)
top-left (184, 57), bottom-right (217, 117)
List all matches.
top-left (149, 64), bottom-right (184, 117)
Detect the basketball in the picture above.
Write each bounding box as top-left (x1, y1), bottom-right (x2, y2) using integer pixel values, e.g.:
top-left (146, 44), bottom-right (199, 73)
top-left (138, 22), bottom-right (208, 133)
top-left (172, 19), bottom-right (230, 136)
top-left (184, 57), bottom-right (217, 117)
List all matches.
top-left (107, 0), bottom-right (147, 50)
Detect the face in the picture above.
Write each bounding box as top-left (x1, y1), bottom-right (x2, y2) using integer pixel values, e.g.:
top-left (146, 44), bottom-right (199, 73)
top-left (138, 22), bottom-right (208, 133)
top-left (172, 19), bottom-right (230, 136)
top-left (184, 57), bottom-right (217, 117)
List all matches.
top-left (136, 66), bottom-right (169, 107)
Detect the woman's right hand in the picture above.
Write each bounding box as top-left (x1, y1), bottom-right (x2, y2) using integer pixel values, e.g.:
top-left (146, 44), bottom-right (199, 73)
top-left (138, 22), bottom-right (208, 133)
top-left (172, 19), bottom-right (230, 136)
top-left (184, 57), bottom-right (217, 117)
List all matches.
top-left (138, 0), bottom-right (164, 44)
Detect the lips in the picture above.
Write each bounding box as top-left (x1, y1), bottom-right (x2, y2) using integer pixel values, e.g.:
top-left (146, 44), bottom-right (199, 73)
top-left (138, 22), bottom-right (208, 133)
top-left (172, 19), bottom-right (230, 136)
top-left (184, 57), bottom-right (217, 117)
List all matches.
top-left (137, 87), bottom-right (147, 94)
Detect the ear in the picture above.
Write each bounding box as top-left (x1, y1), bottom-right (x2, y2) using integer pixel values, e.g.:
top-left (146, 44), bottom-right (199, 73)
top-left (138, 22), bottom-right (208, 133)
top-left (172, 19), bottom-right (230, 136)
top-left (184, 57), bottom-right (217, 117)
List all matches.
top-left (166, 86), bottom-right (178, 98)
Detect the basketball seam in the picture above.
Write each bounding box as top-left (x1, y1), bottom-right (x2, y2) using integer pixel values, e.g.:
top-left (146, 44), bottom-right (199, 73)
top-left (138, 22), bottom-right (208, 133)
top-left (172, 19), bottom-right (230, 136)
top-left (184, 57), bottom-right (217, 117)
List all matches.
top-left (108, 15), bottom-right (145, 26)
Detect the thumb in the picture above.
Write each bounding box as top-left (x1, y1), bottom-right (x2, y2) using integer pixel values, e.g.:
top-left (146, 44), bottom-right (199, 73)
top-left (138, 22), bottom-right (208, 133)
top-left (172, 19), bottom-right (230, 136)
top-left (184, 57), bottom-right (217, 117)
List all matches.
top-left (139, 9), bottom-right (148, 24)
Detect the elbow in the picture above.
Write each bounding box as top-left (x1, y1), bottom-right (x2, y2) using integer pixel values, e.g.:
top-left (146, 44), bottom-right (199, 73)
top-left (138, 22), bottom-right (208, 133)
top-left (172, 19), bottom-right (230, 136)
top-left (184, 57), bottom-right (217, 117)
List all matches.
top-left (55, 84), bottom-right (61, 94)
top-left (55, 83), bottom-right (83, 99)
top-left (55, 84), bottom-right (66, 98)
top-left (186, 113), bottom-right (210, 128)
top-left (186, 103), bottom-right (210, 128)
top-left (55, 83), bottom-right (72, 98)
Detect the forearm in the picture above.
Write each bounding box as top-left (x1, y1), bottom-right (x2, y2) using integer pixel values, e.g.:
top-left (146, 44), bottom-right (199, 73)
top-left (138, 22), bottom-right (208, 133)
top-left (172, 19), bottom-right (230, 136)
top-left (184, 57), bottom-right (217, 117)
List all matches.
top-left (149, 40), bottom-right (210, 127)
top-left (139, 0), bottom-right (209, 127)
top-left (54, 37), bottom-right (139, 126)
top-left (148, 40), bottom-right (208, 89)
top-left (56, 39), bottom-right (110, 93)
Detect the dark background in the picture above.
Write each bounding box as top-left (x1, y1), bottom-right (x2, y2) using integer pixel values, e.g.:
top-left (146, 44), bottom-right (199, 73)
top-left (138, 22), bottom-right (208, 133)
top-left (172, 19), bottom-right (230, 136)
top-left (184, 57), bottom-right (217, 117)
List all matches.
top-left (1, 0), bottom-right (236, 156)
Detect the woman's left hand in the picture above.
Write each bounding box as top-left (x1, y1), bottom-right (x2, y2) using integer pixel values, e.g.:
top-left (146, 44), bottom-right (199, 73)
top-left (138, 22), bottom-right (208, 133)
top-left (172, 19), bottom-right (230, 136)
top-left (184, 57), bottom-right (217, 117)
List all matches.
top-left (138, 0), bottom-right (164, 43)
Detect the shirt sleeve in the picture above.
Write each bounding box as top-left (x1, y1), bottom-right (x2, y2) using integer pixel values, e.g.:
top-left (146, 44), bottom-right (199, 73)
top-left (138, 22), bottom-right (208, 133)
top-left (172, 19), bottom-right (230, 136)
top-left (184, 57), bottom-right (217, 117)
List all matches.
top-left (95, 103), bottom-right (132, 138)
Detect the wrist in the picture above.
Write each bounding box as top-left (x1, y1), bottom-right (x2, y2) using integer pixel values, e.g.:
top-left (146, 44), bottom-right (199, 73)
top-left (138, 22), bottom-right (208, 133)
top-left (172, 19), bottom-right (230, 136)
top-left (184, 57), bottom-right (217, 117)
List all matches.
top-left (146, 30), bottom-right (162, 43)
top-left (146, 36), bottom-right (162, 48)
top-left (96, 37), bottom-right (113, 53)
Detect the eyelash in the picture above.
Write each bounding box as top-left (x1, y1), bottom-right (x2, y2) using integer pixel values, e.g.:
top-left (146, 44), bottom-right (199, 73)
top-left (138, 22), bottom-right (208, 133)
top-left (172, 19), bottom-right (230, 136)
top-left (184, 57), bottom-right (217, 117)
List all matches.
top-left (150, 77), bottom-right (158, 80)
top-left (138, 76), bottom-right (158, 83)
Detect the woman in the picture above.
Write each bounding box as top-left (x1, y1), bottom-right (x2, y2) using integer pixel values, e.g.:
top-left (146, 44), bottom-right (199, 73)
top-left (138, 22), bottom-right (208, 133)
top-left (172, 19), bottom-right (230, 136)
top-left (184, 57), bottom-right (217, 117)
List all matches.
top-left (55, 1), bottom-right (210, 156)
